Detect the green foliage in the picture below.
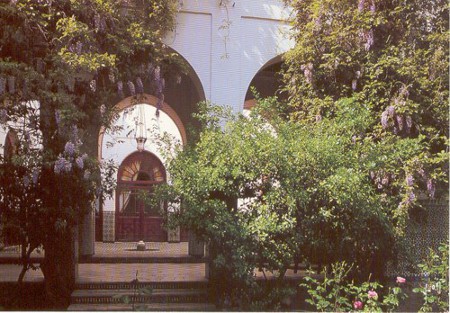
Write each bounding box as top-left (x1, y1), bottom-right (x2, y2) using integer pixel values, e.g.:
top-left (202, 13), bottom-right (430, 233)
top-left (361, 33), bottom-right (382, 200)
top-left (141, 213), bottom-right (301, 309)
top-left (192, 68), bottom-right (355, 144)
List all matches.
top-left (155, 97), bottom-right (429, 308)
top-left (113, 271), bottom-right (153, 311)
top-left (413, 242), bottom-right (449, 312)
top-left (283, 0), bottom-right (448, 200)
top-left (0, 0), bottom-right (178, 305)
top-left (301, 262), bottom-right (407, 312)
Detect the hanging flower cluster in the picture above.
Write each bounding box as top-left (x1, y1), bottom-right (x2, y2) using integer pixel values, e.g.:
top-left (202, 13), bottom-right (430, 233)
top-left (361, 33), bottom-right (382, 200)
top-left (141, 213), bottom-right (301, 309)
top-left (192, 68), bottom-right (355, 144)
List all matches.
top-left (53, 126), bottom-right (89, 178)
top-left (300, 63), bottom-right (314, 84)
top-left (370, 170), bottom-right (393, 190)
top-left (380, 87), bottom-right (414, 135)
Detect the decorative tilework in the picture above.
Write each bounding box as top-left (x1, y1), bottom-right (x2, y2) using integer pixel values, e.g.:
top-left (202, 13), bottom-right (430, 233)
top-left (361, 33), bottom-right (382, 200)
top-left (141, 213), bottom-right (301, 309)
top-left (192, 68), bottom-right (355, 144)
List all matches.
top-left (103, 211), bottom-right (115, 242)
top-left (386, 195), bottom-right (449, 277)
top-left (168, 226), bottom-right (181, 243)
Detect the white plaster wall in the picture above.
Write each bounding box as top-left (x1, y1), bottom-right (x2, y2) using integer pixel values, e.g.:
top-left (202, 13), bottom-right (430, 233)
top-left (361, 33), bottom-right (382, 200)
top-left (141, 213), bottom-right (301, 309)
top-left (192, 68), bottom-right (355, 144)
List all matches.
top-left (165, 0), bottom-right (294, 113)
top-left (100, 103), bottom-right (183, 212)
top-left (100, 0), bottom-right (295, 221)
top-left (0, 125), bottom-right (6, 157)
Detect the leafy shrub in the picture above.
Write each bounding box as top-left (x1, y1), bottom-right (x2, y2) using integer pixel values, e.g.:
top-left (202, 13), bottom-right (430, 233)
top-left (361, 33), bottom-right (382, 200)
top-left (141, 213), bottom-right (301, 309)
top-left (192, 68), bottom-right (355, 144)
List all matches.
top-left (301, 262), bottom-right (407, 312)
top-left (413, 242), bottom-right (449, 312)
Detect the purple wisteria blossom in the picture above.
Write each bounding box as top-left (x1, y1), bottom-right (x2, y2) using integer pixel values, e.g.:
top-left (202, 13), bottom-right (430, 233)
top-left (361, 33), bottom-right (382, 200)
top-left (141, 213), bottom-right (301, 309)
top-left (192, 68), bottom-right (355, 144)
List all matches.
top-left (405, 115), bottom-right (413, 132)
top-left (65, 141), bottom-right (76, 156)
top-left (370, 0), bottom-right (376, 13)
top-left (55, 110), bottom-right (61, 125)
top-left (84, 170), bottom-right (91, 180)
top-left (396, 114), bottom-right (404, 131)
top-left (364, 29), bottom-right (374, 51)
top-left (381, 111), bottom-right (389, 129)
top-left (76, 41), bottom-right (83, 55)
top-left (54, 157), bottom-right (66, 174)
top-left (136, 77), bottom-right (144, 94)
top-left (303, 63), bottom-right (314, 84)
top-left (406, 174), bottom-right (414, 187)
top-left (64, 160), bottom-right (72, 172)
top-left (90, 79), bottom-right (97, 92)
top-left (405, 191), bottom-right (416, 205)
top-left (154, 66), bottom-right (161, 81)
top-left (387, 105), bottom-right (396, 117)
top-left (94, 13), bottom-right (101, 30)
top-left (100, 104), bottom-right (106, 116)
top-left (75, 156), bottom-right (84, 169)
top-left (117, 81), bottom-right (124, 98)
top-left (418, 168), bottom-right (426, 178)
top-left (315, 114), bottom-right (322, 122)
top-left (32, 169), bottom-right (39, 185)
top-left (358, 0), bottom-right (365, 11)
top-left (352, 79), bottom-right (357, 90)
top-left (127, 81), bottom-right (135, 96)
top-left (381, 175), bottom-right (389, 186)
top-left (23, 176), bottom-right (30, 188)
top-left (314, 15), bottom-right (322, 29)
top-left (0, 109), bottom-right (7, 124)
top-left (36, 59), bottom-right (44, 73)
top-left (399, 85), bottom-right (409, 97)
top-left (109, 71), bottom-right (115, 83)
top-left (427, 179), bottom-right (435, 198)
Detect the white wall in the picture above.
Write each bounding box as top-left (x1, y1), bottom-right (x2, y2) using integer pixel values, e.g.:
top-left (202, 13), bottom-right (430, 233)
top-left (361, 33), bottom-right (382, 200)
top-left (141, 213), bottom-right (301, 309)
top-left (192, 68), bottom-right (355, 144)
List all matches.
top-left (165, 0), bottom-right (294, 112)
top-left (100, 103), bottom-right (183, 212)
top-left (100, 0), bottom-right (294, 216)
top-left (0, 125), bottom-right (6, 157)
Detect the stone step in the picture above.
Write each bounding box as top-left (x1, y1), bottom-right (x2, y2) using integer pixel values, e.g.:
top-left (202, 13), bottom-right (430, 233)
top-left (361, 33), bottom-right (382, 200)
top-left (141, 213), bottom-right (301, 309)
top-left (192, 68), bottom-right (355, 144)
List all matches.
top-left (75, 281), bottom-right (208, 290)
top-left (79, 256), bottom-right (207, 264)
top-left (67, 302), bottom-right (216, 311)
top-left (71, 288), bottom-right (208, 304)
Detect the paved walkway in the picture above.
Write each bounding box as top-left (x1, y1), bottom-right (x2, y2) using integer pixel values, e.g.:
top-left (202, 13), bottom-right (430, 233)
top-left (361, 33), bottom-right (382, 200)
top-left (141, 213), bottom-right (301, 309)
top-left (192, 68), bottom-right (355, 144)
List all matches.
top-left (0, 242), bottom-right (305, 283)
top-left (0, 263), bottom-right (305, 283)
top-left (90, 242), bottom-right (190, 259)
top-left (0, 241), bottom-right (190, 259)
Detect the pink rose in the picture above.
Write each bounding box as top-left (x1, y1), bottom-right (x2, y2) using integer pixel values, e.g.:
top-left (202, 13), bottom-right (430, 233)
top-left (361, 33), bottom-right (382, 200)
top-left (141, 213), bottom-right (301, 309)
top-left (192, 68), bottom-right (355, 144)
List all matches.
top-left (368, 290), bottom-right (378, 299)
top-left (353, 300), bottom-right (363, 310)
top-left (396, 276), bottom-right (406, 284)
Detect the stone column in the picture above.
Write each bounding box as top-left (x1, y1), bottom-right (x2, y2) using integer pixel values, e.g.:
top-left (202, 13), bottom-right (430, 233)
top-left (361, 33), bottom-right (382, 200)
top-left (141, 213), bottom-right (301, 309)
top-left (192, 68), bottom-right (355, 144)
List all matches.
top-left (102, 196), bottom-right (116, 242)
top-left (72, 226), bottom-right (79, 281)
top-left (204, 242), bottom-right (210, 279)
top-left (79, 204), bottom-right (95, 257)
top-left (188, 231), bottom-right (204, 257)
top-left (103, 211), bottom-right (115, 242)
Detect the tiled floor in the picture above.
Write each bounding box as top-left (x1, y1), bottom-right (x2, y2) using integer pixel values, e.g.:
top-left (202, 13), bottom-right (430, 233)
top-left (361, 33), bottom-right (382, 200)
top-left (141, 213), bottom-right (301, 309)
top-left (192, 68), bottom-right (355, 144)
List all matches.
top-left (0, 263), bottom-right (304, 283)
top-left (78, 263), bottom-right (207, 283)
top-left (91, 241), bottom-right (190, 258)
top-left (0, 241), bottom-right (304, 283)
top-left (0, 241), bottom-right (191, 259)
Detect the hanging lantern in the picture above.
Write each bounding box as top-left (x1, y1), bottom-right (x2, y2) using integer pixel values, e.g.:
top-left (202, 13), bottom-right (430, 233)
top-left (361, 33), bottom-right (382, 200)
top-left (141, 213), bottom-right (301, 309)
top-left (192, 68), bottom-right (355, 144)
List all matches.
top-left (135, 104), bottom-right (147, 152)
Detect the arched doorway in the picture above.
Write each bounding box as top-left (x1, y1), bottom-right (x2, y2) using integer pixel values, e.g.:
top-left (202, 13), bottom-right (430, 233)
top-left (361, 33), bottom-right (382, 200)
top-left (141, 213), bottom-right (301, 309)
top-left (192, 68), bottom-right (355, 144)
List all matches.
top-left (115, 151), bottom-right (167, 242)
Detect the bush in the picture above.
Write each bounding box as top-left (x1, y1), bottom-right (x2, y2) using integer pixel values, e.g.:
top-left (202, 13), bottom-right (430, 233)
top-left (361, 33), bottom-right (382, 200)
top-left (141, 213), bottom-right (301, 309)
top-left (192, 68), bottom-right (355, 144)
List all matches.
top-left (301, 262), bottom-right (407, 312)
top-left (413, 242), bottom-right (449, 312)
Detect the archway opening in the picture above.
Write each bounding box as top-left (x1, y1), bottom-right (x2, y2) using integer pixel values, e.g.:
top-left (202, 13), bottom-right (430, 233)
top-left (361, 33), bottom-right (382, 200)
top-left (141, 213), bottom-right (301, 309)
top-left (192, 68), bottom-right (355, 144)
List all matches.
top-left (244, 55), bottom-right (288, 107)
top-left (115, 151), bottom-right (167, 242)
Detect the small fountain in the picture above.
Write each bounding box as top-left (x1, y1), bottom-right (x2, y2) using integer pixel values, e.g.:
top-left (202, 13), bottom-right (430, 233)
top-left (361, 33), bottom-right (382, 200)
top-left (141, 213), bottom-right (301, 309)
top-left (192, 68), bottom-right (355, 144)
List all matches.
top-left (136, 240), bottom-right (146, 251)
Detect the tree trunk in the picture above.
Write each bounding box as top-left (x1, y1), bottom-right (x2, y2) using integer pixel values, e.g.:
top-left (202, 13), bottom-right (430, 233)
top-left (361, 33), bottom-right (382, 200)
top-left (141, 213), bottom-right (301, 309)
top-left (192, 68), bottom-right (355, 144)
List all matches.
top-left (40, 226), bottom-right (78, 309)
